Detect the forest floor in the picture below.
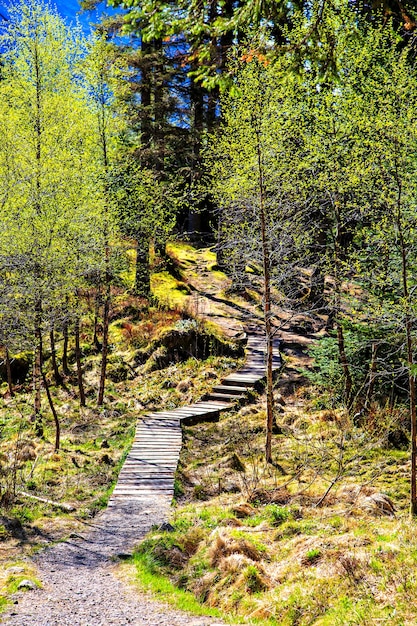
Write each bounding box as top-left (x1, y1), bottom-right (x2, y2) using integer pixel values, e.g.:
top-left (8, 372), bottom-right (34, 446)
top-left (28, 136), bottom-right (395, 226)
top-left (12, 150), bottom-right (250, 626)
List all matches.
top-left (0, 242), bottom-right (416, 625)
top-left (0, 243), bottom-right (250, 625)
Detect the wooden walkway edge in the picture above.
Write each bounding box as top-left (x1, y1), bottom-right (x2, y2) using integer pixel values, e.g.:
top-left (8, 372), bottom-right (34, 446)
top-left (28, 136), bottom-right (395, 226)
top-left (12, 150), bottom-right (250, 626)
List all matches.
top-left (109, 331), bottom-right (281, 506)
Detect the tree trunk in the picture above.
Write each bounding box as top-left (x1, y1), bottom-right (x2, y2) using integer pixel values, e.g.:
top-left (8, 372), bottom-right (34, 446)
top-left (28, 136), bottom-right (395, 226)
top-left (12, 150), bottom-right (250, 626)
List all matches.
top-left (42, 370), bottom-right (60, 451)
top-left (49, 328), bottom-right (62, 384)
top-left (364, 342), bottom-right (378, 411)
top-left (216, 213), bottom-right (227, 271)
top-left (188, 70), bottom-right (205, 235)
top-left (33, 302), bottom-right (43, 437)
top-left (337, 321), bottom-right (353, 408)
top-left (93, 286), bottom-right (102, 351)
top-left (62, 319), bottom-right (70, 376)
top-left (407, 317), bottom-right (417, 516)
top-left (153, 38), bottom-right (165, 174)
top-left (397, 209), bottom-right (417, 516)
top-left (97, 276), bottom-right (110, 407)
top-left (135, 232), bottom-right (151, 297)
top-left (254, 123), bottom-right (275, 464)
top-left (5, 347), bottom-right (14, 397)
top-left (97, 74), bottom-right (111, 408)
top-left (74, 317), bottom-right (86, 407)
top-left (334, 217), bottom-right (353, 408)
top-left (309, 263), bottom-right (326, 307)
top-left (140, 39), bottom-right (152, 168)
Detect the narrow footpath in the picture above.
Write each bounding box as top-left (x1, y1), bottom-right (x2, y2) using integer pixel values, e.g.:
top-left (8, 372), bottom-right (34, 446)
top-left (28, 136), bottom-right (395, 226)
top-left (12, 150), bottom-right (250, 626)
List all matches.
top-left (2, 247), bottom-right (281, 626)
top-left (2, 340), bottom-right (280, 626)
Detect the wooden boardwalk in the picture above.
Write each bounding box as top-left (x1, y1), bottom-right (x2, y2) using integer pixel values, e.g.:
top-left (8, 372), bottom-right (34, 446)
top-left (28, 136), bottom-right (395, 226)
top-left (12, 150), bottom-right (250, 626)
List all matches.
top-left (109, 330), bottom-right (281, 506)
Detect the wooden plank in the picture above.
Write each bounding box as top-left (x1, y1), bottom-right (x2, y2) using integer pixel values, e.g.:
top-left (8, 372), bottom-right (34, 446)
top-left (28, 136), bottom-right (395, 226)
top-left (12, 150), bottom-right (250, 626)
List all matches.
top-left (192, 402), bottom-right (231, 409)
top-left (113, 486), bottom-right (173, 492)
top-left (205, 392), bottom-right (244, 401)
top-left (108, 329), bottom-right (281, 512)
top-left (212, 385), bottom-right (249, 393)
top-left (130, 443), bottom-right (182, 447)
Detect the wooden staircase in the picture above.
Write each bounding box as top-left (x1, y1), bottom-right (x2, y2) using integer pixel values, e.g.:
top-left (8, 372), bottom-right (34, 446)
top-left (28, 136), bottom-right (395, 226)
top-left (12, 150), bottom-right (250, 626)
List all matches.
top-left (109, 330), bottom-right (281, 506)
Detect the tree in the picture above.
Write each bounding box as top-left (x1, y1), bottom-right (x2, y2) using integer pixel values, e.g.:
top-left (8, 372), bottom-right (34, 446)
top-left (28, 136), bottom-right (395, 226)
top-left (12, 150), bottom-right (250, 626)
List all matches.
top-left (210, 54), bottom-right (308, 463)
top-left (81, 36), bottom-right (126, 407)
top-left (112, 161), bottom-right (177, 297)
top-left (0, 0), bottom-right (105, 430)
top-left (351, 31), bottom-right (417, 516)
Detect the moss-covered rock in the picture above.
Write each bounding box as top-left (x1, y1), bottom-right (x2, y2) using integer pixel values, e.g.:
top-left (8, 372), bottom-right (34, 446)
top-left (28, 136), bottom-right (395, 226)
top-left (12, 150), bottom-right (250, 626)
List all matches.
top-left (142, 320), bottom-right (243, 372)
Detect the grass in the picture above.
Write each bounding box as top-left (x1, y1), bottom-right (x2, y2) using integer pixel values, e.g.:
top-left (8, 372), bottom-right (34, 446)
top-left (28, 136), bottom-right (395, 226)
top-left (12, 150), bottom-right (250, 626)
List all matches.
top-left (6, 240), bottom-right (417, 624)
top-left (130, 374), bottom-right (417, 625)
top-left (0, 561), bottom-right (41, 611)
top-left (131, 553), bottom-right (226, 619)
top-left (0, 247), bottom-right (243, 605)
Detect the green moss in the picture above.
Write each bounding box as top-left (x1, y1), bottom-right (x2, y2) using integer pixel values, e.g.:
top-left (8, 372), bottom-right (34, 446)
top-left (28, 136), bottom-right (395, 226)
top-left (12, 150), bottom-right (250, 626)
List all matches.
top-left (151, 271), bottom-right (190, 308)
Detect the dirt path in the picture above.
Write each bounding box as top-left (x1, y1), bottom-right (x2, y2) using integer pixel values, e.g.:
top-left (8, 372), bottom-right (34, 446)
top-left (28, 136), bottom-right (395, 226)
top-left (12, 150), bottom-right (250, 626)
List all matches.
top-left (2, 498), bottom-right (225, 625)
top-left (2, 247), bottom-right (266, 626)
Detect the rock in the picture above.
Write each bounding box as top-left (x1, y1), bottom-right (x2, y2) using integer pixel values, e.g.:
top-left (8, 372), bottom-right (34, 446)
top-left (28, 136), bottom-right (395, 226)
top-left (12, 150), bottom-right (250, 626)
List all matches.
top-left (387, 428), bottom-right (409, 450)
top-left (275, 393), bottom-right (286, 406)
top-left (224, 482), bottom-right (241, 494)
top-left (359, 492), bottom-right (396, 516)
top-left (116, 553), bottom-right (132, 560)
top-left (176, 378), bottom-right (193, 393)
top-left (159, 522), bottom-right (175, 532)
top-left (17, 579), bottom-right (37, 591)
top-left (239, 406), bottom-right (258, 417)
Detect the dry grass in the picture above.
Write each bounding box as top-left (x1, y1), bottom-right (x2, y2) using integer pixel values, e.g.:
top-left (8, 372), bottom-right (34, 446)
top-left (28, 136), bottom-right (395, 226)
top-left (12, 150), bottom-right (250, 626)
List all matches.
top-left (134, 364), bottom-right (417, 625)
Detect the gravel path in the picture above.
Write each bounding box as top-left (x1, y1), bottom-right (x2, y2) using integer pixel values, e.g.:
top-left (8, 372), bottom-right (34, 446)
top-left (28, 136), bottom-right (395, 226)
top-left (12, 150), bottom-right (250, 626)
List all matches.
top-left (2, 498), bottom-right (225, 625)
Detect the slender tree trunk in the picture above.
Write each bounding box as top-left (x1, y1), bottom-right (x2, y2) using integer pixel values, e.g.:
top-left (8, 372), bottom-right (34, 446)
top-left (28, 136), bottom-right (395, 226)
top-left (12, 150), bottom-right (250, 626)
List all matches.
top-left (140, 39), bottom-right (152, 168)
top-left (97, 275), bottom-right (110, 406)
top-left (406, 316), bottom-right (417, 516)
top-left (42, 370), bottom-right (60, 451)
top-left (97, 75), bottom-right (111, 408)
top-left (74, 317), bottom-right (86, 407)
top-left (49, 328), bottom-right (62, 384)
top-left (216, 213), bottom-right (227, 271)
top-left (336, 321), bottom-right (353, 407)
top-left (135, 232), bottom-right (151, 297)
top-left (333, 216), bottom-right (353, 408)
top-left (92, 285), bottom-right (102, 351)
top-left (153, 38), bottom-right (165, 174)
top-left (32, 34), bottom-right (43, 437)
top-left (254, 124), bottom-right (275, 464)
top-left (62, 319), bottom-right (70, 376)
top-left (33, 301), bottom-right (43, 437)
top-left (5, 347), bottom-right (14, 397)
top-left (188, 78), bottom-right (205, 235)
top-left (396, 196), bottom-right (417, 516)
top-left (309, 266), bottom-right (326, 306)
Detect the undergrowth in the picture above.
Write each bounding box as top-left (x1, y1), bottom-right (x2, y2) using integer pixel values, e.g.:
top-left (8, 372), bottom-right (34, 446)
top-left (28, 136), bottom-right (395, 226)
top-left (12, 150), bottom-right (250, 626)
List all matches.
top-left (132, 380), bottom-right (417, 625)
top-left (0, 243), bottom-right (243, 589)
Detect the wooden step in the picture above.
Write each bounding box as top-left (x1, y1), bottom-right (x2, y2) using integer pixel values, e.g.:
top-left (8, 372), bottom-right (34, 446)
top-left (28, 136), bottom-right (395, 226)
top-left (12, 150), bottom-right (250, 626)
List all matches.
top-left (204, 392), bottom-right (245, 402)
top-left (212, 384), bottom-right (250, 394)
top-left (221, 375), bottom-right (258, 386)
top-left (222, 376), bottom-right (260, 384)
